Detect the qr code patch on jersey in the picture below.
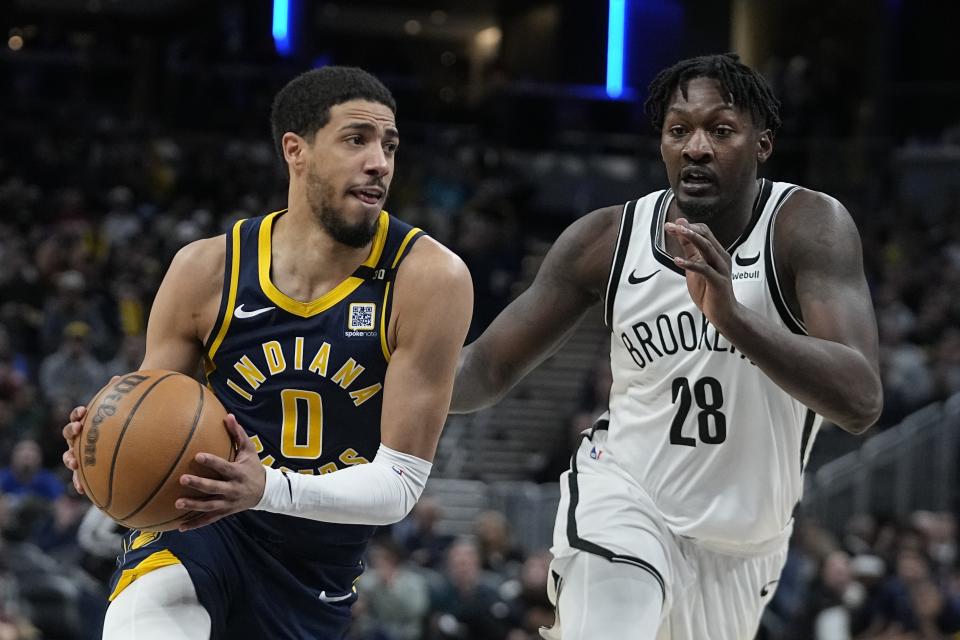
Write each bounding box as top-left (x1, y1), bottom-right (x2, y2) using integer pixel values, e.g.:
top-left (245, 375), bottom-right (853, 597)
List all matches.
top-left (348, 303), bottom-right (376, 331)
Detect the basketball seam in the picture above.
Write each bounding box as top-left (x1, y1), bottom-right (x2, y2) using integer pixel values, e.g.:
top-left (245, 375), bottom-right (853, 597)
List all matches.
top-left (105, 373), bottom-right (179, 510)
top-left (76, 383), bottom-right (113, 510)
top-left (115, 379), bottom-right (207, 522)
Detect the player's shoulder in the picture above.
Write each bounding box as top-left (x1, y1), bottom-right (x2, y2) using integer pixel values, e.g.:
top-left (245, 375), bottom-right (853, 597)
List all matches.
top-left (397, 235), bottom-right (472, 296)
top-left (165, 234), bottom-right (228, 296)
top-left (776, 186), bottom-right (862, 264)
top-left (403, 235), bottom-right (469, 277)
top-left (778, 186), bottom-right (854, 231)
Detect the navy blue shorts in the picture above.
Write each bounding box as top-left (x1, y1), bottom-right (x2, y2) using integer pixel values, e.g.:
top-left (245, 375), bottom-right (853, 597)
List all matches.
top-left (110, 513), bottom-right (365, 639)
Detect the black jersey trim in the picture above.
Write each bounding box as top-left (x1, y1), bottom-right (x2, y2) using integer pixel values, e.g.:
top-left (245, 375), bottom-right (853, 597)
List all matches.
top-left (799, 408), bottom-right (817, 473)
top-left (565, 418), bottom-right (666, 603)
top-left (764, 187), bottom-right (806, 335)
top-left (604, 201), bottom-right (638, 328)
top-left (728, 178), bottom-right (772, 255)
top-left (204, 218), bottom-right (245, 363)
top-left (380, 227), bottom-right (426, 361)
top-left (650, 190), bottom-right (684, 275)
top-left (651, 179), bottom-right (771, 276)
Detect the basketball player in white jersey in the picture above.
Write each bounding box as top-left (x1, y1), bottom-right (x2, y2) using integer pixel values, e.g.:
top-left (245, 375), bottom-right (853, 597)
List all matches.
top-left (450, 53), bottom-right (882, 639)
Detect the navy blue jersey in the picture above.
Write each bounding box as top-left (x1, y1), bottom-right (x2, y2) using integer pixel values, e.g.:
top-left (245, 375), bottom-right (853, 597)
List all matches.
top-left (203, 209), bottom-right (422, 554)
top-left (110, 210), bottom-right (424, 639)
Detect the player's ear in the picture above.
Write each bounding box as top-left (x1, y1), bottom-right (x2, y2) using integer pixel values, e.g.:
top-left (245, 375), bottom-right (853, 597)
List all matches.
top-left (756, 129), bottom-right (773, 165)
top-left (282, 132), bottom-right (307, 173)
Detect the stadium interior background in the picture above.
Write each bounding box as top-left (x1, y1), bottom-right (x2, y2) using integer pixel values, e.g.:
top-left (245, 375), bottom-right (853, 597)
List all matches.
top-left (2, 0), bottom-right (960, 638)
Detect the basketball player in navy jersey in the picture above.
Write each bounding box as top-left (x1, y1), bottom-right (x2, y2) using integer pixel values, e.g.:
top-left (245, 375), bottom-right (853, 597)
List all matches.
top-left (61, 67), bottom-right (472, 639)
top-left (450, 54), bottom-right (882, 639)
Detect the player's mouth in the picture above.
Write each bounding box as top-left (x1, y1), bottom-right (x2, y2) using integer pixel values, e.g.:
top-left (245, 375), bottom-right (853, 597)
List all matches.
top-left (348, 186), bottom-right (385, 206)
top-left (679, 167), bottom-right (716, 195)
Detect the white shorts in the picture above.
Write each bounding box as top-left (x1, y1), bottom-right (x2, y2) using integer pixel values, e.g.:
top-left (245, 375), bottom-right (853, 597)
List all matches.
top-left (545, 426), bottom-right (789, 640)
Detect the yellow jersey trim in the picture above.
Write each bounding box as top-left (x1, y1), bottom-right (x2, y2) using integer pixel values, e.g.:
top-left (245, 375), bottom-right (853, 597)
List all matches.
top-left (379, 226), bottom-right (423, 362)
top-left (207, 219), bottom-right (245, 362)
top-left (108, 549), bottom-right (182, 601)
top-left (258, 211), bottom-right (390, 318)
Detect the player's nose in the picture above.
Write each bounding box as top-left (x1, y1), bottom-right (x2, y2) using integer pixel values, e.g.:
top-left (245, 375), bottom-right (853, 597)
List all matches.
top-left (363, 145), bottom-right (390, 177)
top-left (682, 129), bottom-right (712, 162)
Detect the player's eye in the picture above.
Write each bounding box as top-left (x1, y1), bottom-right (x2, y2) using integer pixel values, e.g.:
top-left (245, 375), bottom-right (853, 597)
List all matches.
top-left (714, 126), bottom-right (734, 137)
top-left (384, 142), bottom-right (398, 154)
top-left (668, 126), bottom-right (687, 137)
top-left (347, 135), bottom-right (364, 146)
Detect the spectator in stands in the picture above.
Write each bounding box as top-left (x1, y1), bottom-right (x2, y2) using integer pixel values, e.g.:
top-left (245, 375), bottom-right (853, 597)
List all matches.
top-left (37, 321), bottom-right (104, 408)
top-left (796, 550), bottom-right (870, 639)
top-left (870, 547), bottom-right (960, 635)
top-left (428, 538), bottom-right (511, 640)
top-left (38, 270), bottom-right (110, 357)
top-left (503, 550), bottom-right (554, 640)
top-left (395, 497), bottom-right (453, 570)
top-left (0, 439), bottom-right (63, 504)
top-left (359, 539), bottom-right (430, 640)
top-left (472, 510), bottom-right (525, 578)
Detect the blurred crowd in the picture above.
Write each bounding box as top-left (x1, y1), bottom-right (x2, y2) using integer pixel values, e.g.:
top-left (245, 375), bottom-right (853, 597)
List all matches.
top-left (2, 20), bottom-right (960, 639)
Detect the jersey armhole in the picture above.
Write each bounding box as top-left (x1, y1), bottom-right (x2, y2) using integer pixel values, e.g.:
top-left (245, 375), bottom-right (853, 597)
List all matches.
top-left (203, 219), bottom-right (245, 365)
top-left (763, 188), bottom-right (806, 335)
top-left (379, 228), bottom-right (425, 361)
top-left (604, 200), bottom-right (638, 329)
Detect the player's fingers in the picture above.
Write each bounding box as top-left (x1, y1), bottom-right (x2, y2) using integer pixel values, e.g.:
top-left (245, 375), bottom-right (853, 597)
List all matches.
top-left (670, 221), bottom-right (726, 268)
top-left (63, 449), bottom-right (78, 470)
top-left (63, 421), bottom-right (82, 442)
top-left (194, 452), bottom-right (236, 477)
top-left (175, 495), bottom-right (228, 512)
top-left (223, 414), bottom-right (253, 453)
top-left (69, 405), bottom-right (87, 422)
top-left (72, 471), bottom-right (85, 495)
top-left (179, 473), bottom-right (230, 495)
top-left (678, 219), bottom-right (725, 253)
top-left (675, 255), bottom-right (723, 282)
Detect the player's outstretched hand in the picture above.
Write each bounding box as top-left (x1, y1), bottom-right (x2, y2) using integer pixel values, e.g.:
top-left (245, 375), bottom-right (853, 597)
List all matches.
top-left (665, 218), bottom-right (737, 326)
top-left (176, 414), bottom-right (266, 532)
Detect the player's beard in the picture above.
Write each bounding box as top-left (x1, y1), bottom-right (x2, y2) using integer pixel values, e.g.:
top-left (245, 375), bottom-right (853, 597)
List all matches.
top-left (305, 167), bottom-right (380, 249)
top-left (674, 195), bottom-right (719, 222)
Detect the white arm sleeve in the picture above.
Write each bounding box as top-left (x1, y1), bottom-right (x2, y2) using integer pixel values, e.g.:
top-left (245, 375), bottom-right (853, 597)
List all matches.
top-left (253, 443), bottom-right (432, 526)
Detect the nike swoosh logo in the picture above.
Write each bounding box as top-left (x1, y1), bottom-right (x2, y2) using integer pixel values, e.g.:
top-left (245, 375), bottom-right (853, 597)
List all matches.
top-left (735, 253), bottom-right (760, 267)
top-left (760, 579), bottom-right (779, 597)
top-left (318, 590), bottom-right (354, 604)
top-left (234, 304), bottom-right (275, 319)
top-left (627, 269), bottom-right (660, 285)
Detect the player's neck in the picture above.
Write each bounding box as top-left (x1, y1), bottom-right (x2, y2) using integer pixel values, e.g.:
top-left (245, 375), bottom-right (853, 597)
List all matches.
top-left (269, 204), bottom-right (374, 301)
top-left (668, 179), bottom-right (760, 250)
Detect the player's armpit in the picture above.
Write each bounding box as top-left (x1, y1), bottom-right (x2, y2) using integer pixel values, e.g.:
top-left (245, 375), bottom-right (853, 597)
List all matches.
top-left (450, 205), bottom-right (622, 413)
top-left (378, 238), bottom-right (473, 460)
top-left (140, 236), bottom-right (226, 375)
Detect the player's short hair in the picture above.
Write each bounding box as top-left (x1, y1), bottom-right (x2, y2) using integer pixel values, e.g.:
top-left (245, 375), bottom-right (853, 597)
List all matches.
top-left (270, 66), bottom-right (397, 159)
top-left (644, 53), bottom-right (781, 135)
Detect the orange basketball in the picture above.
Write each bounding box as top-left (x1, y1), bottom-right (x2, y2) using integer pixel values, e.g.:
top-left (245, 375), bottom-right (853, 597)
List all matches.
top-left (74, 370), bottom-right (235, 531)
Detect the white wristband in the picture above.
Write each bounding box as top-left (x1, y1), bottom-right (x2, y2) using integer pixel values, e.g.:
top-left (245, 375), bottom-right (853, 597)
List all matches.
top-left (254, 444), bottom-right (432, 526)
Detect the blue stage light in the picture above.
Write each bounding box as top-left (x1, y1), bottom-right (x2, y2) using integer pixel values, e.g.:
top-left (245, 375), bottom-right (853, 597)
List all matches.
top-left (606, 0), bottom-right (627, 99)
top-left (273, 0), bottom-right (292, 56)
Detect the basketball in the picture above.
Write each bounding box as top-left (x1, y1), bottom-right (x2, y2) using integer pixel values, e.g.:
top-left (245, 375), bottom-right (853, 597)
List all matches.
top-left (73, 370), bottom-right (235, 531)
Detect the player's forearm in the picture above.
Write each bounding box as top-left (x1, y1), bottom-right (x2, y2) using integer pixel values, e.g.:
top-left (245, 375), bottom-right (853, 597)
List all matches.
top-left (449, 344), bottom-right (513, 414)
top-left (718, 304), bottom-right (882, 433)
top-left (254, 444), bottom-right (431, 525)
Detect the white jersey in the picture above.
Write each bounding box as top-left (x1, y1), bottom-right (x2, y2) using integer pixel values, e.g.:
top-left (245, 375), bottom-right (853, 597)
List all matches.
top-left (603, 179), bottom-right (822, 551)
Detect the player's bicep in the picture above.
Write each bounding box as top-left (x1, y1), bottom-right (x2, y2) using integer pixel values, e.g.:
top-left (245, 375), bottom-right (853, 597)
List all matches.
top-left (380, 246), bottom-right (473, 460)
